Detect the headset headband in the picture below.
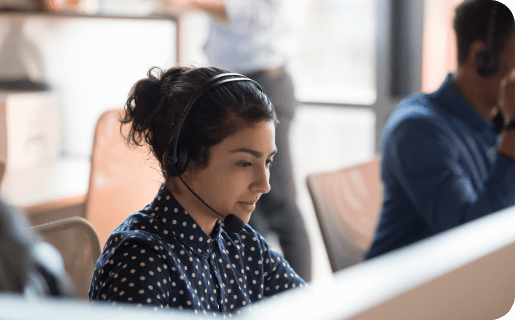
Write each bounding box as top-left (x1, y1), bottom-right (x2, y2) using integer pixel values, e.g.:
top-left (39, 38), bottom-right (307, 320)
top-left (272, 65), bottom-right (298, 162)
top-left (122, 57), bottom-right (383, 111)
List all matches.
top-left (485, 2), bottom-right (498, 58)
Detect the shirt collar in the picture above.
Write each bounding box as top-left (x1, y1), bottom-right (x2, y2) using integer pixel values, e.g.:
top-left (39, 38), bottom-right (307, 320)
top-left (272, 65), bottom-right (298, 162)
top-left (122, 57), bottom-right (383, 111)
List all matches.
top-left (430, 73), bottom-right (496, 133)
top-left (148, 184), bottom-right (223, 257)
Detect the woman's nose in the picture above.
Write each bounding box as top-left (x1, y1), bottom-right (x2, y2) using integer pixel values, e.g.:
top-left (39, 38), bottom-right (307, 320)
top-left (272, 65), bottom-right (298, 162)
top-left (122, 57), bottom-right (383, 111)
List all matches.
top-left (251, 164), bottom-right (271, 194)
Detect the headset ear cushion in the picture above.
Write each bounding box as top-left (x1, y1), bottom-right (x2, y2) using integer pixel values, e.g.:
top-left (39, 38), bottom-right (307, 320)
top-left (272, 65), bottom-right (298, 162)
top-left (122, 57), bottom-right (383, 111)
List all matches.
top-left (477, 51), bottom-right (497, 77)
top-left (173, 143), bottom-right (190, 176)
top-left (164, 143), bottom-right (190, 177)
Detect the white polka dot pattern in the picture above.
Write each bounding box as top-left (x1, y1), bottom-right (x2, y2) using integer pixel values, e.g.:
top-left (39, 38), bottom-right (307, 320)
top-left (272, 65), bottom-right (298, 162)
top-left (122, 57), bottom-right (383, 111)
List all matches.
top-left (89, 185), bottom-right (305, 315)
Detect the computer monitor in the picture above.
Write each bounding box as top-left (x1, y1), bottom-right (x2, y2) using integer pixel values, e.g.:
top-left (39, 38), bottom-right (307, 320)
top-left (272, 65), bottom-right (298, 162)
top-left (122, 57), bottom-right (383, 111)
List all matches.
top-left (242, 205), bottom-right (515, 320)
top-left (0, 293), bottom-right (203, 320)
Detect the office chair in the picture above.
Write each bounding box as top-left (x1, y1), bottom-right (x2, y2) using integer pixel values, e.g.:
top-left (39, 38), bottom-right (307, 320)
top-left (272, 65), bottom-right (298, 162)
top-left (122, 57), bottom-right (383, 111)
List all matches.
top-left (306, 157), bottom-right (382, 272)
top-left (84, 109), bottom-right (163, 249)
top-left (31, 216), bottom-right (100, 299)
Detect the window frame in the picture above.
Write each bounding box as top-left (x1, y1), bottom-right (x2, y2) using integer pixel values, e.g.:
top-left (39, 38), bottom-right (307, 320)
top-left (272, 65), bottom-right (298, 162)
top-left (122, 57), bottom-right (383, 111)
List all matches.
top-left (297, 0), bottom-right (426, 153)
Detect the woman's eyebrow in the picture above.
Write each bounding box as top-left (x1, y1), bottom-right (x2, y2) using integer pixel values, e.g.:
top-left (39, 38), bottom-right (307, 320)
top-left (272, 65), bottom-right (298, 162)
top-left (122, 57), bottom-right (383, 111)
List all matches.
top-left (231, 148), bottom-right (277, 158)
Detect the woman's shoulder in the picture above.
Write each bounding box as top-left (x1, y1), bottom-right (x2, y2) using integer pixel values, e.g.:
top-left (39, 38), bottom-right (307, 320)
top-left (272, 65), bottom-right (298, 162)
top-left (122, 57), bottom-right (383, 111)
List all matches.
top-left (106, 207), bottom-right (164, 241)
top-left (99, 210), bottom-right (177, 263)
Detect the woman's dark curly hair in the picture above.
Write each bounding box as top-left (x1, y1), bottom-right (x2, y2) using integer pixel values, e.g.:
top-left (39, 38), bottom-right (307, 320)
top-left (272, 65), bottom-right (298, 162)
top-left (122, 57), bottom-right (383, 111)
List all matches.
top-left (120, 66), bottom-right (278, 178)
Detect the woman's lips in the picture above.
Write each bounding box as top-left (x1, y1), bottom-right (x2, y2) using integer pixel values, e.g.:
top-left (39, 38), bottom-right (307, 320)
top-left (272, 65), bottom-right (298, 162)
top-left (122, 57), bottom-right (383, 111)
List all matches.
top-left (239, 202), bottom-right (256, 211)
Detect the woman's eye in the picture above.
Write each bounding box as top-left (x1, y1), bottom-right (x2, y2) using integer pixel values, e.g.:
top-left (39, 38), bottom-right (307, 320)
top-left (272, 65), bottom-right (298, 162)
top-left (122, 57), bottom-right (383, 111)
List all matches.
top-left (237, 162), bottom-right (252, 167)
top-left (237, 159), bottom-right (273, 168)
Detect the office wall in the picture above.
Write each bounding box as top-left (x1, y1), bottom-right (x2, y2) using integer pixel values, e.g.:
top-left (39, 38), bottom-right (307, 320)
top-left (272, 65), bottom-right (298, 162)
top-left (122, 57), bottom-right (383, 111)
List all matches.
top-left (0, 14), bottom-right (176, 158)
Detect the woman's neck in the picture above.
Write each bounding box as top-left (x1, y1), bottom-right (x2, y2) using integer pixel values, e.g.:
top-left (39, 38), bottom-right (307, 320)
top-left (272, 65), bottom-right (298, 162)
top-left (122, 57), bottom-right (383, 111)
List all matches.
top-left (164, 179), bottom-right (219, 237)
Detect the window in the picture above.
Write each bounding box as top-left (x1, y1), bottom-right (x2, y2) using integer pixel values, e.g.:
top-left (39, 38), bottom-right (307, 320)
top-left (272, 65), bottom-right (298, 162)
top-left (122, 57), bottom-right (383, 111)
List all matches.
top-left (282, 0), bottom-right (377, 105)
top-left (179, 0), bottom-right (377, 105)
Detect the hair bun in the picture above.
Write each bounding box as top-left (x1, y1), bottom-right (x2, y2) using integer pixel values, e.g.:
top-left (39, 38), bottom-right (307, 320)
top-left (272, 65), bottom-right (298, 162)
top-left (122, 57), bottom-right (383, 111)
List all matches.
top-left (145, 67), bottom-right (187, 116)
top-left (140, 67), bottom-right (166, 116)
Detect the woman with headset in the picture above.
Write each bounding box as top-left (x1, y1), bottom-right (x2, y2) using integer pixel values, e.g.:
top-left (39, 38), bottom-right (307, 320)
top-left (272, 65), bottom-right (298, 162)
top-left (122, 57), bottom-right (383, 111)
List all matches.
top-left (89, 66), bottom-right (306, 314)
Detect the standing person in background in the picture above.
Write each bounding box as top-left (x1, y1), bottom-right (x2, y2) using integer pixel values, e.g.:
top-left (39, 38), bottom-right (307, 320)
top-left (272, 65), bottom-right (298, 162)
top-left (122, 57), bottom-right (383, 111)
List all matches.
top-left (162, 0), bottom-right (312, 281)
top-left (366, 0), bottom-right (515, 259)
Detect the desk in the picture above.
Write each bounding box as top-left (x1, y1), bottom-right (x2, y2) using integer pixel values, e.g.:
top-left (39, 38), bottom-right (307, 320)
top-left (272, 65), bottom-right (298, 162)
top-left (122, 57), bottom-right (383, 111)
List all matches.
top-left (0, 157), bottom-right (90, 214)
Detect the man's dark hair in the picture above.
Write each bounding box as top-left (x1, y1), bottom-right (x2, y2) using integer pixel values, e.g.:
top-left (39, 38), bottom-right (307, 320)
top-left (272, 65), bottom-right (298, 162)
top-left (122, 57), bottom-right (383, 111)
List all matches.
top-left (454, 0), bottom-right (514, 65)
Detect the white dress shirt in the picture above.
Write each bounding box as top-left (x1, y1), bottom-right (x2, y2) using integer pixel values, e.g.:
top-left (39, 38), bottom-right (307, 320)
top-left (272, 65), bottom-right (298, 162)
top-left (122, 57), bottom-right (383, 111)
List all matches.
top-left (203, 0), bottom-right (287, 74)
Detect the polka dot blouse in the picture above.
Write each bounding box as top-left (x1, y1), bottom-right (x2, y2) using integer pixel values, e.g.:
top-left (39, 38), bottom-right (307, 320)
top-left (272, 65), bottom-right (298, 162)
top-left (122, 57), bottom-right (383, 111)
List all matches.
top-left (89, 184), bottom-right (306, 315)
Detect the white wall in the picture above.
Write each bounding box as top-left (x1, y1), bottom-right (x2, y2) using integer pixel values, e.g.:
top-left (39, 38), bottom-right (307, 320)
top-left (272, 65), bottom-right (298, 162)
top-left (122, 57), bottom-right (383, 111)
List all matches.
top-left (0, 15), bottom-right (177, 158)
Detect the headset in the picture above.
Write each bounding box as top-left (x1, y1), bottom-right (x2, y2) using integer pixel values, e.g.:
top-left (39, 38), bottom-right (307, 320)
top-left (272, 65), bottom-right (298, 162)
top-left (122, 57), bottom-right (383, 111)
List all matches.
top-left (163, 72), bottom-right (264, 234)
top-left (477, 1), bottom-right (499, 77)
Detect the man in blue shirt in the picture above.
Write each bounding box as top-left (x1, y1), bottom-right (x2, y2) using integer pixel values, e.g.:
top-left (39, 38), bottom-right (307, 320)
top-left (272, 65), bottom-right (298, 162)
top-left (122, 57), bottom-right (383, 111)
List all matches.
top-left (366, 0), bottom-right (515, 259)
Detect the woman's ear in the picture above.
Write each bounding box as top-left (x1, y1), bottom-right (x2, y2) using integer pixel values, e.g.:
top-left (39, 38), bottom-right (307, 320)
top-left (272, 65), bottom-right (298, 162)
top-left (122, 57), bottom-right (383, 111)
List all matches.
top-left (182, 162), bottom-right (197, 178)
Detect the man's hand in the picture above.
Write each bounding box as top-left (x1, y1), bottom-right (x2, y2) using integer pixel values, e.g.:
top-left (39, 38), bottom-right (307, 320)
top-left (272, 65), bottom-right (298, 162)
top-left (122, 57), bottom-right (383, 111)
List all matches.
top-left (161, 0), bottom-right (195, 16)
top-left (499, 70), bottom-right (515, 122)
top-left (35, 0), bottom-right (85, 13)
top-left (498, 70), bottom-right (515, 161)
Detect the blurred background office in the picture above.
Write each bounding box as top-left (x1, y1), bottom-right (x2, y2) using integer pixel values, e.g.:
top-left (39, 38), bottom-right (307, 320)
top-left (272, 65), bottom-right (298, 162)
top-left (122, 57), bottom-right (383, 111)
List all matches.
top-left (1, 0), bottom-right (515, 288)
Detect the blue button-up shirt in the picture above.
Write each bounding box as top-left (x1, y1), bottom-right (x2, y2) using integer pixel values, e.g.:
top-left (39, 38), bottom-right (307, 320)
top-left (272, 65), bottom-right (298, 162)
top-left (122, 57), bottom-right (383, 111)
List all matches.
top-left (366, 74), bottom-right (515, 259)
top-left (89, 184), bottom-right (305, 315)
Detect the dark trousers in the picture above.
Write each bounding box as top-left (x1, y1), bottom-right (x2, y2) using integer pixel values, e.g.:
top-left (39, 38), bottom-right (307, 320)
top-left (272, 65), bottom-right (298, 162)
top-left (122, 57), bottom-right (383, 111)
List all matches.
top-left (246, 69), bottom-right (312, 282)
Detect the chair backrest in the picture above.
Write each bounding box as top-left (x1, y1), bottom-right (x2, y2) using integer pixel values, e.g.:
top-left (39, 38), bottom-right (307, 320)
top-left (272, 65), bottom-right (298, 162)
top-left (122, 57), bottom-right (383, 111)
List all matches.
top-left (85, 109), bottom-right (163, 249)
top-left (306, 157), bottom-right (382, 272)
top-left (0, 97), bottom-right (7, 187)
top-left (31, 216), bottom-right (101, 299)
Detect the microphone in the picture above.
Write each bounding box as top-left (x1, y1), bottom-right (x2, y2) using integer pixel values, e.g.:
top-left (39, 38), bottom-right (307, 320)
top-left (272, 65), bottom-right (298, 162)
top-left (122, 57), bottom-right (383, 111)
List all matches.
top-left (173, 171), bottom-right (246, 234)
